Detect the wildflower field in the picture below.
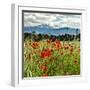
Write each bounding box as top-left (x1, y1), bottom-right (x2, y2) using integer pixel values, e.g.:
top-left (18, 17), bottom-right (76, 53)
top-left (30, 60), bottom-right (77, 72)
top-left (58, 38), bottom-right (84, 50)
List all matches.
top-left (23, 11), bottom-right (81, 77)
top-left (23, 35), bottom-right (80, 77)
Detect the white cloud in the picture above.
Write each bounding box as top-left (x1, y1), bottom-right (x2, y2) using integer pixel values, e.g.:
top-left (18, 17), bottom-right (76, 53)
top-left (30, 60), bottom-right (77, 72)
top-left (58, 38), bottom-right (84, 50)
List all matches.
top-left (24, 12), bottom-right (81, 28)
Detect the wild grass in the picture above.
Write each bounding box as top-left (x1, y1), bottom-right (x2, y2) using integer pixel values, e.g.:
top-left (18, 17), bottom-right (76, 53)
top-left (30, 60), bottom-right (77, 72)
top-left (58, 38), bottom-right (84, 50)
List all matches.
top-left (24, 38), bottom-right (80, 77)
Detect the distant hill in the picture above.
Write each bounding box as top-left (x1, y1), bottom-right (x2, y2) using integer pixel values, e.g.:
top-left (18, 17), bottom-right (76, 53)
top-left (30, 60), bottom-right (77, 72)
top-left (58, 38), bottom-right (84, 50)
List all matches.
top-left (24, 24), bottom-right (80, 36)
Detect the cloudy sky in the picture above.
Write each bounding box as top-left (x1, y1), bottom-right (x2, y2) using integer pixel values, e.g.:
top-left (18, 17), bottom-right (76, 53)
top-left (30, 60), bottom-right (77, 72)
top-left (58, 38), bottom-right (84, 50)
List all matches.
top-left (24, 12), bottom-right (81, 29)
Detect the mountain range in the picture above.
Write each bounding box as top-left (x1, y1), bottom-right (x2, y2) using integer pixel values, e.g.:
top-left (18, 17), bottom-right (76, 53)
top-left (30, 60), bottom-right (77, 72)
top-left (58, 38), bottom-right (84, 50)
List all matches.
top-left (24, 24), bottom-right (80, 36)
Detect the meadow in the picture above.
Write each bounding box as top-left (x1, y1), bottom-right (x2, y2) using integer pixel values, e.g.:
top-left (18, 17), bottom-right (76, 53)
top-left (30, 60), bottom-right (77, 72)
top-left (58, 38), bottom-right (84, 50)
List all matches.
top-left (23, 34), bottom-right (80, 77)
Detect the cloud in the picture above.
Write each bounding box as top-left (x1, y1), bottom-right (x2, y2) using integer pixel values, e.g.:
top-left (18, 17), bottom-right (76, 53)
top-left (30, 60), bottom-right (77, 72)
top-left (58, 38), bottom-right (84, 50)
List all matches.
top-left (24, 12), bottom-right (81, 28)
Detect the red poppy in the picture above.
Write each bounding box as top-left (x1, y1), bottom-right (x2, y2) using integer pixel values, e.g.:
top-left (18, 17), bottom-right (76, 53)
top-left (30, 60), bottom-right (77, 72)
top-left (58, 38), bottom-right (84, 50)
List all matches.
top-left (40, 48), bottom-right (52, 58)
top-left (54, 40), bottom-right (62, 49)
top-left (40, 65), bottom-right (48, 71)
top-left (31, 42), bottom-right (39, 49)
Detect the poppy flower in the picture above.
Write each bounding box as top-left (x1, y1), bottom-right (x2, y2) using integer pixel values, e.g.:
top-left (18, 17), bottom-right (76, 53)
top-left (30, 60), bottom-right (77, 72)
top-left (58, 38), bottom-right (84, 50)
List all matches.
top-left (54, 40), bottom-right (62, 49)
top-left (40, 48), bottom-right (52, 58)
top-left (31, 42), bottom-right (39, 49)
top-left (40, 65), bottom-right (48, 71)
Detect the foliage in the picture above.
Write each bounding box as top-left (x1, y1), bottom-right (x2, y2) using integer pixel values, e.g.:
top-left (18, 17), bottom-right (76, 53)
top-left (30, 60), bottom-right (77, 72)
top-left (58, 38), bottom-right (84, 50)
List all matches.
top-left (24, 36), bottom-right (80, 77)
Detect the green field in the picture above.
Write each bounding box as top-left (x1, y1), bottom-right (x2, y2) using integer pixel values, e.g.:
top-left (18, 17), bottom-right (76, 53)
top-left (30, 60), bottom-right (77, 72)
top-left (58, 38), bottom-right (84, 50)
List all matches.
top-left (23, 39), bottom-right (80, 77)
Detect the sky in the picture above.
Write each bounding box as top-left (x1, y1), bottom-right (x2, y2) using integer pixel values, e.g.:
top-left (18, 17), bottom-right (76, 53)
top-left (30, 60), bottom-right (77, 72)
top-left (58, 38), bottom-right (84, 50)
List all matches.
top-left (24, 12), bottom-right (81, 29)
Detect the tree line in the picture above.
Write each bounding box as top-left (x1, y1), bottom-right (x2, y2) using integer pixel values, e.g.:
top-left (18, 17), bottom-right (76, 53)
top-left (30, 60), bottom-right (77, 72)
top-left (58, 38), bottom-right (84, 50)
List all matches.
top-left (24, 32), bottom-right (80, 41)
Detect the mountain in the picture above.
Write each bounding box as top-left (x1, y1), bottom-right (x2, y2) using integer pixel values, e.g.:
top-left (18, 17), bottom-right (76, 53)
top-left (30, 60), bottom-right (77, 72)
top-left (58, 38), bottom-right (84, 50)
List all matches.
top-left (24, 25), bottom-right (80, 36)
